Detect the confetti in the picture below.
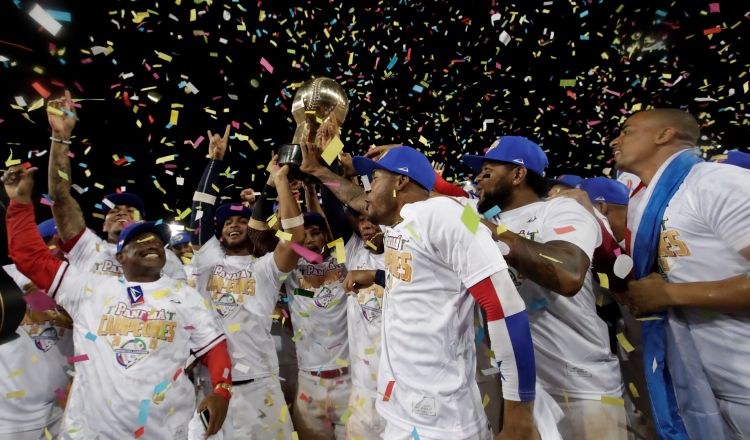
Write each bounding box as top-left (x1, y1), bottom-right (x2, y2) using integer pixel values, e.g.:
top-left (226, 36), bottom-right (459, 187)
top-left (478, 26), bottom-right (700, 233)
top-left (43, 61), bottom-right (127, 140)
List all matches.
top-left (383, 380), bottom-right (396, 402)
top-left (5, 390), bottom-right (26, 399)
top-left (67, 354), bottom-right (89, 363)
top-left (600, 396), bottom-right (625, 407)
top-left (460, 204), bottom-right (480, 234)
top-left (28, 4), bottom-right (63, 36)
top-left (616, 332), bottom-right (635, 353)
top-left (553, 225), bottom-right (576, 234)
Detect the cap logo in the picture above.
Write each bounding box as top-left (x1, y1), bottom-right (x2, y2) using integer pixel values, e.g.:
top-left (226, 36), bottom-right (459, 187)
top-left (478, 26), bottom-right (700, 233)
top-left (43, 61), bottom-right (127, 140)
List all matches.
top-left (487, 139), bottom-right (500, 152)
top-left (397, 167), bottom-right (409, 172)
top-left (513, 158), bottom-right (525, 164)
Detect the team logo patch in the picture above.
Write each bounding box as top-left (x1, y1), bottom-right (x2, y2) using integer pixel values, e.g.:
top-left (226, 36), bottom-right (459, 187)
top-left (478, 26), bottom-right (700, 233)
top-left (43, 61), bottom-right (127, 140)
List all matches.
top-left (359, 297), bottom-right (381, 323)
top-left (32, 326), bottom-right (60, 352)
top-left (115, 338), bottom-right (149, 368)
top-left (127, 285), bottom-right (145, 305)
top-left (213, 293), bottom-right (239, 318)
top-left (313, 286), bottom-right (334, 308)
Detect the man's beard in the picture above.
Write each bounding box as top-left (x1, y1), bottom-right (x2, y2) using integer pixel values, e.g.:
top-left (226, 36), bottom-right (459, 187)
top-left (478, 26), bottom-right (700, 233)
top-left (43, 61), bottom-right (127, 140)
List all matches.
top-left (223, 236), bottom-right (250, 252)
top-left (477, 183), bottom-right (511, 214)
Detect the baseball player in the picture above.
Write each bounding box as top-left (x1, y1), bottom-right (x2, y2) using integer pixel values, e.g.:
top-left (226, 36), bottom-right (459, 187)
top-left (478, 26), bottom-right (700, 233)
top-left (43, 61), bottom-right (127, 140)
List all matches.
top-left (1, 219), bottom-right (73, 440)
top-left (189, 129), bottom-right (305, 438)
top-left (611, 108), bottom-right (750, 438)
top-left (3, 165), bottom-right (232, 439)
top-left (45, 91), bottom-right (185, 281)
top-left (344, 146), bottom-right (538, 440)
top-left (547, 174), bottom-right (583, 196)
top-left (463, 136), bottom-right (626, 440)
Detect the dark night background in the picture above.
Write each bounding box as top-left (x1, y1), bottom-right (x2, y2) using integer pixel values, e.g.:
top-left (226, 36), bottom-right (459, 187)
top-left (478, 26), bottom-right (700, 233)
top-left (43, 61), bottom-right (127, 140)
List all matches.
top-left (0, 0), bottom-right (748, 254)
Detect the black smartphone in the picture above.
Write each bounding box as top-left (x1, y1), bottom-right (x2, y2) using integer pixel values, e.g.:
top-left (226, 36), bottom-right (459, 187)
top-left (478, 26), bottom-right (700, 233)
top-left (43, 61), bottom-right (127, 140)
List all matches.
top-left (200, 408), bottom-right (210, 430)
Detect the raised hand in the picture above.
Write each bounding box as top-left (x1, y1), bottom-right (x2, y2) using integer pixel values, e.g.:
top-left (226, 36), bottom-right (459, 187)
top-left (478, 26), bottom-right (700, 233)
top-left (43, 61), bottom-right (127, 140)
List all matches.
top-left (239, 188), bottom-right (256, 203)
top-left (2, 165), bottom-right (38, 203)
top-left (299, 142), bottom-right (324, 176)
top-left (47, 90), bottom-right (77, 138)
top-left (207, 124), bottom-right (231, 160)
top-left (340, 152), bottom-right (357, 178)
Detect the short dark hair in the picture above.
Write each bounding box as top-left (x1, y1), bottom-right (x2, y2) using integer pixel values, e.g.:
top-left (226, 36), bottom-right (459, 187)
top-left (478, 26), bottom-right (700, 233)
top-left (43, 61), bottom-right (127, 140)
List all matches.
top-left (525, 169), bottom-right (549, 198)
top-left (649, 108), bottom-right (701, 145)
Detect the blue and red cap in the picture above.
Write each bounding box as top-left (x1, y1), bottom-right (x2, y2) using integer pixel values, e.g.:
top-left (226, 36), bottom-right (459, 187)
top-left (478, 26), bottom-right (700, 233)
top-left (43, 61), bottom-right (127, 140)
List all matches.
top-left (353, 146), bottom-right (436, 191)
top-left (214, 203), bottom-right (252, 230)
top-left (116, 221), bottom-right (171, 253)
top-left (104, 193), bottom-right (146, 217)
top-left (579, 177), bottom-right (630, 206)
top-left (462, 136), bottom-right (549, 177)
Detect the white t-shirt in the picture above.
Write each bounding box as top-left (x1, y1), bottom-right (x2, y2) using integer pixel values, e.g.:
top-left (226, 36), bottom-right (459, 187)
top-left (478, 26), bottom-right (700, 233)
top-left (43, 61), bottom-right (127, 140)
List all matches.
top-left (46, 264), bottom-right (224, 439)
top-left (627, 159), bottom-right (750, 405)
top-left (377, 197), bottom-right (507, 438)
top-left (284, 248), bottom-right (349, 372)
top-left (67, 228), bottom-right (186, 281)
top-left (488, 197), bottom-right (623, 399)
top-left (192, 237), bottom-right (286, 380)
top-left (0, 265), bottom-right (72, 434)
top-left (345, 235), bottom-right (385, 393)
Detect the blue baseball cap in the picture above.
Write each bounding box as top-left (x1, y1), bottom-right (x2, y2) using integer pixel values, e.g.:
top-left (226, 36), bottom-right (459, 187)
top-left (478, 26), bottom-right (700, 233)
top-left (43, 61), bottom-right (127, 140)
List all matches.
top-left (214, 203), bottom-right (252, 232)
top-left (169, 232), bottom-right (191, 248)
top-left (116, 221), bottom-right (171, 253)
top-left (37, 218), bottom-right (58, 240)
top-left (104, 193), bottom-right (146, 217)
top-left (714, 150), bottom-right (750, 170)
top-left (462, 136), bottom-right (549, 177)
top-left (579, 177), bottom-right (630, 206)
top-left (549, 174), bottom-right (584, 188)
top-left (352, 146), bottom-right (436, 191)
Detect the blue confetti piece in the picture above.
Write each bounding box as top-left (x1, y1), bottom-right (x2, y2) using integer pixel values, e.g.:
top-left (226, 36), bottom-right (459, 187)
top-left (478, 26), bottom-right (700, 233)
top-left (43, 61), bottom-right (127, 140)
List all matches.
top-left (655, 9), bottom-right (667, 17)
top-left (386, 55), bottom-right (398, 70)
top-left (475, 327), bottom-right (485, 344)
top-left (85, 332), bottom-right (97, 341)
top-left (137, 399), bottom-right (151, 426)
top-left (412, 84), bottom-right (424, 93)
top-left (46, 9), bottom-right (72, 22)
top-left (153, 380), bottom-right (169, 394)
top-left (529, 298), bottom-right (548, 311)
top-left (483, 205), bottom-right (501, 218)
top-left (412, 427), bottom-right (420, 440)
top-left (579, 10), bottom-right (589, 18)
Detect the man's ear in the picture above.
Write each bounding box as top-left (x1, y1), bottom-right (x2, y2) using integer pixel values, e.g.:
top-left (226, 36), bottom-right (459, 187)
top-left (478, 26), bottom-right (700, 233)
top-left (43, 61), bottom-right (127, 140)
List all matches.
top-left (596, 202), bottom-right (609, 215)
top-left (394, 174), bottom-right (410, 191)
top-left (655, 127), bottom-right (676, 146)
top-left (512, 166), bottom-right (528, 187)
top-left (115, 251), bottom-right (125, 264)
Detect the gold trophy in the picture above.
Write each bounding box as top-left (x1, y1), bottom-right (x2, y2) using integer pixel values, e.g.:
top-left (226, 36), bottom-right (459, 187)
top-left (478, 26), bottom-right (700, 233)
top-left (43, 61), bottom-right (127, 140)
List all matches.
top-left (278, 77), bottom-right (349, 179)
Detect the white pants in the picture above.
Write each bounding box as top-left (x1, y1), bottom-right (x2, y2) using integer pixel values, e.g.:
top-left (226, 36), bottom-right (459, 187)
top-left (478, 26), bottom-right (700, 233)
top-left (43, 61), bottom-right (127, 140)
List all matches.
top-left (0, 417), bottom-right (61, 440)
top-left (552, 395), bottom-right (627, 440)
top-left (383, 422), bottom-right (492, 440)
top-left (221, 376), bottom-right (294, 439)
top-left (345, 386), bottom-right (386, 440)
top-left (292, 370), bottom-right (351, 440)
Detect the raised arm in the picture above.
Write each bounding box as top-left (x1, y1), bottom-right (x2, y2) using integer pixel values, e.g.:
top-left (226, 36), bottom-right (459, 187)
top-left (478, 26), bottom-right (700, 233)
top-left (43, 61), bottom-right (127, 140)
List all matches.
top-left (299, 142), bottom-right (368, 214)
top-left (272, 165), bottom-right (305, 272)
top-left (189, 125), bottom-right (230, 249)
top-left (3, 166), bottom-right (63, 292)
top-left (47, 91), bottom-right (86, 242)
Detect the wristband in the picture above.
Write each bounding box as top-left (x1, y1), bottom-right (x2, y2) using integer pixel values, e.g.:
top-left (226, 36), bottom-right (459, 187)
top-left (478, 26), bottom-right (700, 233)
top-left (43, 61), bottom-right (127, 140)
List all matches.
top-left (213, 383), bottom-right (232, 400)
top-left (374, 269), bottom-right (386, 288)
top-left (280, 214), bottom-right (304, 229)
top-left (192, 191), bottom-right (217, 205)
top-left (49, 136), bottom-right (72, 145)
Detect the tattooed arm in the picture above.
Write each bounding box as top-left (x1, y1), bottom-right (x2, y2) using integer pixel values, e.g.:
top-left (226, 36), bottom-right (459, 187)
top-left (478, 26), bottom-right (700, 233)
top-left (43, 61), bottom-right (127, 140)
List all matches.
top-left (47, 91), bottom-right (86, 242)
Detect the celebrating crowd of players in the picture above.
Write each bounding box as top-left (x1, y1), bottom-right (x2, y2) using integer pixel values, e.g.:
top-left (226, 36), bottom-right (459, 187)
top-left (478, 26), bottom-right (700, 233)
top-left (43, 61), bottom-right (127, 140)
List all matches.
top-left (2, 93), bottom-right (750, 440)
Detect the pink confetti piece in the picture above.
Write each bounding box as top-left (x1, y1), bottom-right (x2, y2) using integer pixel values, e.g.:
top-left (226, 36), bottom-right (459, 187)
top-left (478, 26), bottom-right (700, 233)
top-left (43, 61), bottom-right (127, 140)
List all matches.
top-left (323, 181), bottom-right (340, 187)
top-left (289, 243), bottom-right (323, 263)
top-left (67, 354), bottom-right (89, 363)
top-left (553, 225), bottom-right (576, 234)
top-left (259, 57), bottom-right (274, 74)
top-left (54, 388), bottom-right (67, 399)
top-left (709, 3), bottom-right (720, 13)
top-left (22, 290), bottom-right (58, 311)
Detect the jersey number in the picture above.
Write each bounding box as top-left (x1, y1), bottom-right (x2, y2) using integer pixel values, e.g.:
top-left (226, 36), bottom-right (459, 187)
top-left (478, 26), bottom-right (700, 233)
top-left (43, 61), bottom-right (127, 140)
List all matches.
top-left (658, 229), bottom-right (691, 272)
top-left (385, 250), bottom-right (413, 282)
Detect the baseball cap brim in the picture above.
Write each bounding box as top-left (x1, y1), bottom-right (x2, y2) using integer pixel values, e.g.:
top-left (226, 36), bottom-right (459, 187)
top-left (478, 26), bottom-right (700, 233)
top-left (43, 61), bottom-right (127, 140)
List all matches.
top-left (352, 156), bottom-right (387, 179)
top-left (461, 154), bottom-right (486, 173)
top-left (117, 222), bottom-right (171, 253)
top-left (105, 193), bottom-right (146, 217)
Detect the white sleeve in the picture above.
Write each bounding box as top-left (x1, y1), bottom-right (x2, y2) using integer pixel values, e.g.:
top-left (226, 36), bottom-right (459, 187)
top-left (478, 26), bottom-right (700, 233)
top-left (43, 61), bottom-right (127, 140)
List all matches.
top-left (181, 285), bottom-right (226, 357)
top-left (2, 264), bottom-right (31, 289)
top-left (421, 198), bottom-right (507, 288)
top-left (695, 166), bottom-right (750, 252)
top-left (66, 229), bottom-right (105, 272)
top-left (540, 198), bottom-right (600, 261)
top-left (164, 251), bottom-right (187, 281)
top-left (47, 262), bottom-right (89, 321)
top-left (192, 236), bottom-right (223, 271)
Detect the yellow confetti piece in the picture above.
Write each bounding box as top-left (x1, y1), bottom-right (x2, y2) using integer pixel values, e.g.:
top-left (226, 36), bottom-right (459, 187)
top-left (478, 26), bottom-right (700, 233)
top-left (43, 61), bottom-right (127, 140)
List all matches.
top-left (460, 204), bottom-right (480, 234)
top-left (155, 155), bottom-right (176, 164)
top-left (637, 316), bottom-right (664, 321)
top-left (341, 408), bottom-right (352, 423)
top-left (31, 355), bottom-right (38, 363)
top-left (335, 357), bottom-right (349, 367)
top-left (44, 427), bottom-right (52, 440)
top-left (227, 323), bottom-right (241, 333)
top-left (496, 224), bottom-right (508, 235)
top-left (628, 383), bottom-right (640, 398)
top-left (9, 369), bottom-right (24, 377)
top-left (597, 273), bottom-right (610, 289)
top-left (321, 137), bottom-right (345, 165)
top-left (176, 208), bottom-right (192, 220)
top-left (45, 105), bottom-right (64, 116)
top-left (151, 289), bottom-right (171, 299)
top-left (364, 347), bottom-right (376, 355)
top-left (292, 432), bottom-right (299, 440)
top-left (169, 110), bottom-right (179, 125)
top-left (616, 332), bottom-right (635, 353)
top-left (279, 403), bottom-right (288, 423)
top-left (56, 169), bottom-right (69, 181)
top-left (291, 329), bottom-right (303, 342)
top-left (275, 230), bottom-right (292, 241)
top-left (155, 50), bottom-right (173, 62)
top-left (482, 394), bottom-right (490, 408)
top-left (6, 390), bottom-right (26, 399)
top-left (539, 253), bottom-right (563, 264)
top-left (600, 396), bottom-right (625, 407)
top-left (137, 235), bottom-right (156, 243)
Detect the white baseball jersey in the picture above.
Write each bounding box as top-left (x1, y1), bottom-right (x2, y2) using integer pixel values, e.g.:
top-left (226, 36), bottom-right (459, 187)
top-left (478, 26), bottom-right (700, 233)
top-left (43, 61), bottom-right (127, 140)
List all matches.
top-left (616, 171), bottom-right (641, 195)
top-left (345, 235), bottom-right (385, 393)
top-left (45, 264), bottom-right (224, 439)
top-left (0, 265), bottom-right (72, 434)
top-left (627, 158), bottom-right (750, 405)
top-left (486, 197), bottom-right (623, 399)
top-left (192, 236), bottom-right (286, 380)
top-left (284, 248), bottom-right (349, 372)
top-left (67, 228), bottom-right (186, 280)
top-left (376, 197), bottom-right (508, 438)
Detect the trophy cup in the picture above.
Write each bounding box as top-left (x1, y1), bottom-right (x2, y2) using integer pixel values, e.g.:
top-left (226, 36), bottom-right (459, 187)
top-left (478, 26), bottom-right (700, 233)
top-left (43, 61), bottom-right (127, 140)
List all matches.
top-left (279, 77), bottom-right (349, 181)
